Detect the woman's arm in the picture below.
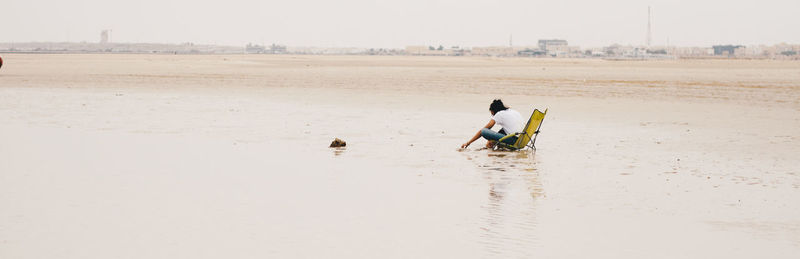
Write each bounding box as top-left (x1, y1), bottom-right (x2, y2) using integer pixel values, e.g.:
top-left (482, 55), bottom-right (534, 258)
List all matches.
top-left (461, 119), bottom-right (495, 148)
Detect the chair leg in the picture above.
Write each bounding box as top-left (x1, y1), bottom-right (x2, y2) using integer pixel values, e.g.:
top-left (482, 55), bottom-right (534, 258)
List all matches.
top-left (530, 133), bottom-right (539, 150)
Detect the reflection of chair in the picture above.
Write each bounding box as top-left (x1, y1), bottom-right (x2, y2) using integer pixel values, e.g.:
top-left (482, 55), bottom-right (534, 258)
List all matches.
top-left (495, 108), bottom-right (548, 151)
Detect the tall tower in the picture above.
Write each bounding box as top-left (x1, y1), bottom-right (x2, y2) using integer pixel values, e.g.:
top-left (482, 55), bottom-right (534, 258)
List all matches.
top-left (100, 30), bottom-right (109, 44)
top-left (646, 6), bottom-right (652, 47)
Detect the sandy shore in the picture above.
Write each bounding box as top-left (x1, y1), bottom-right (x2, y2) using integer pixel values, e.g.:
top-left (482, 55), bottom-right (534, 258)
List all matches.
top-left (1, 54), bottom-right (799, 258)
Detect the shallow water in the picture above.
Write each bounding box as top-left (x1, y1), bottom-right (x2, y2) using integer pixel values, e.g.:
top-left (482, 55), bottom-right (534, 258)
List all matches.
top-left (1, 54), bottom-right (799, 258)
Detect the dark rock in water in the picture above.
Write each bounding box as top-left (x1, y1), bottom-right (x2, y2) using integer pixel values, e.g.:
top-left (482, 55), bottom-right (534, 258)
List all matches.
top-left (329, 138), bottom-right (346, 148)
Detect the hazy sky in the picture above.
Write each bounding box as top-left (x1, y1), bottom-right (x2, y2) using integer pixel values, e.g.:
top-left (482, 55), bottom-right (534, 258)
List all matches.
top-left (3, 0), bottom-right (799, 48)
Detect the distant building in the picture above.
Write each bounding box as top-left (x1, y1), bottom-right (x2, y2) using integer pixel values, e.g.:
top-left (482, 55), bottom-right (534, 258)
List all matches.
top-left (364, 48), bottom-right (403, 55)
top-left (268, 44), bottom-right (286, 54)
top-left (546, 45), bottom-right (582, 57)
top-left (245, 43), bottom-right (286, 54)
top-left (773, 43), bottom-right (800, 57)
top-left (448, 46), bottom-right (466, 56)
top-left (405, 46), bottom-right (428, 55)
top-left (100, 30), bottom-right (110, 44)
top-left (713, 45), bottom-right (743, 56)
top-left (537, 39), bottom-right (572, 57)
top-left (601, 44), bottom-right (651, 59)
top-left (245, 43), bottom-right (265, 54)
top-left (672, 47), bottom-right (714, 57)
top-left (0, 41), bottom-right (245, 54)
top-left (734, 46), bottom-right (757, 57)
top-left (537, 39), bottom-right (568, 52)
top-left (471, 46), bottom-right (515, 57)
top-left (585, 48), bottom-right (607, 57)
top-left (404, 45), bottom-right (461, 56)
top-left (517, 48), bottom-right (546, 56)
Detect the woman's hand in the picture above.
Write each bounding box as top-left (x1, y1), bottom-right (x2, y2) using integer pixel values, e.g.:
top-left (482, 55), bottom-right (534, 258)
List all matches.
top-left (462, 120), bottom-right (494, 150)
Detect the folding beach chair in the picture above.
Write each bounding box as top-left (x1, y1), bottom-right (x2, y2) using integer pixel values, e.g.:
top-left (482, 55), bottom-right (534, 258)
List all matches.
top-left (494, 108), bottom-right (548, 151)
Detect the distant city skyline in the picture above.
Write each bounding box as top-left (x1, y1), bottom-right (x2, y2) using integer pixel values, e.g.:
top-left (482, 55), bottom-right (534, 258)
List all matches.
top-left (2, 0), bottom-right (799, 48)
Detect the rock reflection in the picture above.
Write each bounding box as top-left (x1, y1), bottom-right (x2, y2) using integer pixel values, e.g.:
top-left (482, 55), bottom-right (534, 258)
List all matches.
top-left (331, 147), bottom-right (346, 156)
top-left (466, 149), bottom-right (544, 257)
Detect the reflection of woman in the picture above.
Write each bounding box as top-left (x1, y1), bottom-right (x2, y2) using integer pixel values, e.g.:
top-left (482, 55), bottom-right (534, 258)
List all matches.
top-left (461, 99), bottom-right (524, 149)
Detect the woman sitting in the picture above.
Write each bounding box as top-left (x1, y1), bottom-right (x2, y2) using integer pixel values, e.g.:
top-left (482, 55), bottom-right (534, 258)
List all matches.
top-left (461, 99), bottom-right (524, 149)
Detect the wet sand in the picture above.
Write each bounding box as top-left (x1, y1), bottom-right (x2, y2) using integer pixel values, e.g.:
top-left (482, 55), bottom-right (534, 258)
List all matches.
top-left (1, 54), bottom-right (799, 258)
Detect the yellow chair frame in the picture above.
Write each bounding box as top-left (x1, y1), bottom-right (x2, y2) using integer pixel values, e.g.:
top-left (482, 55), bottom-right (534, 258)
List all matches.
top-left (494, 108), bottom-right (548, 151)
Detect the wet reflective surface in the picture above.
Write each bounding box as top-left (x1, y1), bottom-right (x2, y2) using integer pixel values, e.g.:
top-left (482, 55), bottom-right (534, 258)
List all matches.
top-left (1, 54), bottom-right (799, 258)
top-left (468, 150), bottom-right (543, 258)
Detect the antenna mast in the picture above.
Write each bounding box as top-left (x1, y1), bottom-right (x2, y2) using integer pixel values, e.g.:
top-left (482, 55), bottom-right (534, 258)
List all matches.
top-left (647, 6), bottom-right (652, 47)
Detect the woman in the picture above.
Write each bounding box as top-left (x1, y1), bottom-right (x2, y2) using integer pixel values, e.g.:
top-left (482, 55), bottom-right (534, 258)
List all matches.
top-left (461, 99), bottom-right (524, 149)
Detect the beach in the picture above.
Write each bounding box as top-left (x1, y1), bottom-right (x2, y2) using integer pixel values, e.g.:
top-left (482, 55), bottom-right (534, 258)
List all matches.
top-left (1, 54), bottom-right (799, 258)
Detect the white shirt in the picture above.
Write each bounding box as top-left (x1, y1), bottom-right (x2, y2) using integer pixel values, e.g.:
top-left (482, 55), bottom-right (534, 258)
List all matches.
top-left (492, 109), bottom-right (524, 134)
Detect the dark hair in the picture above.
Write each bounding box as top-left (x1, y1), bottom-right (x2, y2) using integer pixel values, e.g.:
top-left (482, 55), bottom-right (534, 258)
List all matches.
top-left (489, 99), bottom-right (508, 114)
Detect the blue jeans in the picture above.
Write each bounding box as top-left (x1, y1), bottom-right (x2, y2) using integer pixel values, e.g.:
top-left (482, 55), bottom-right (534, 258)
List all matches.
top-left (481, 128), bottom-right (517, 144)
